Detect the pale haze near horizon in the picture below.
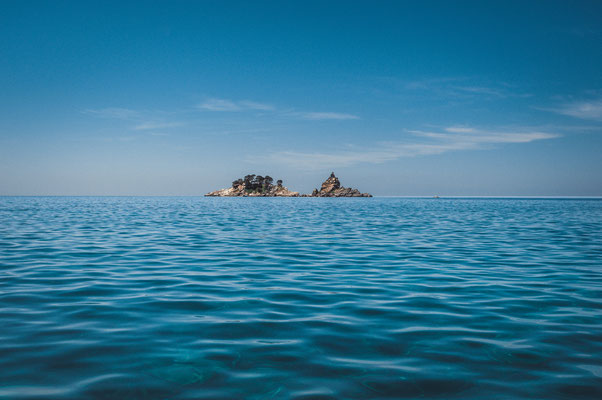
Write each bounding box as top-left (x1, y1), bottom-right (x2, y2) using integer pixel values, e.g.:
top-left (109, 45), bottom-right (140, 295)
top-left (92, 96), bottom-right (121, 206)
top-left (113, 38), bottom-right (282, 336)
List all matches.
top-left (1, 1), bottom-right (601, 196)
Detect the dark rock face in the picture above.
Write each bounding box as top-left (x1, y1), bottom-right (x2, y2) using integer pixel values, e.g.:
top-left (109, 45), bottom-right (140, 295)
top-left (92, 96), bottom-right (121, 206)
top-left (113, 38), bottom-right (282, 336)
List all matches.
top-left (320, 172), bottom-right (341, 193)
top-left (305, 172), bottom-right (372, 197)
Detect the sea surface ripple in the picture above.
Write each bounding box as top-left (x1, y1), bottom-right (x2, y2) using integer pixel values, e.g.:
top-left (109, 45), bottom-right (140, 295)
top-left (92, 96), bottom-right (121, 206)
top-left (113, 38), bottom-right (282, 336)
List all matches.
top-left (0, 197), bottom-right (601, 399)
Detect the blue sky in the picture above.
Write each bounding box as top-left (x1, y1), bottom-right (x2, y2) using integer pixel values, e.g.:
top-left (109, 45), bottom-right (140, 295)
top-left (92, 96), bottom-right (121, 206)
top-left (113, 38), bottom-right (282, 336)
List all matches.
top-left (1, 0), bottom-right (601, 195)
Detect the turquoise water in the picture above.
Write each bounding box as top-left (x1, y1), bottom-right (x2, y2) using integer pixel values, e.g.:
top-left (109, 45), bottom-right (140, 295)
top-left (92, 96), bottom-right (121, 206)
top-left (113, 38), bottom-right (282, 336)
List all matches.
top-left (1, 197), bottom-right (601, 399)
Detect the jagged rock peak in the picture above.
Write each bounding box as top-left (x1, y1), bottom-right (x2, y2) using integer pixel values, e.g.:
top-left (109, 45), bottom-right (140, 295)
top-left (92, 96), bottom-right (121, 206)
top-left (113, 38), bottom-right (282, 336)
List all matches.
top-left (306, 173), bottom-right (372, 197)
top-left (320, 172), bottom-right (341, 193)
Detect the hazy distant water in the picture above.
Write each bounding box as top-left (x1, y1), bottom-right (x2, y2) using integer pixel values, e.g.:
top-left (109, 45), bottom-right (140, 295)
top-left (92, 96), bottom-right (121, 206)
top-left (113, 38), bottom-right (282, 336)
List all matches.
top-left (1, 197), bottom-right (601, 399)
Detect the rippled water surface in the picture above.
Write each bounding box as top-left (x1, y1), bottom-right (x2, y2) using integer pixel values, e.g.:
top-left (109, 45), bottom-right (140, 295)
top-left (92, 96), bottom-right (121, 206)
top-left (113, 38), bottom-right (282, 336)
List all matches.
top-left (1, 197), bottom-right (601, 399)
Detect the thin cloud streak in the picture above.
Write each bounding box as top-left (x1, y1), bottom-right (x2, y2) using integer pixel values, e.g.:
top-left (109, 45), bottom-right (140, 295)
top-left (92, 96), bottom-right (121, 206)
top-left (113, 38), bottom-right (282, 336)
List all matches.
top-left (451, 86), bottom-right (507, 98)
top-left (198, 98), bottom-right (242, 111)
top-left (397, 78), bottom-right (533, 100)
top-left (445, 126), bottom-right (476, 133)
top-left (83, 108), bottom-right (186, 133)
top-left (197, 98), bottom-right (274, 112)
top-left (551, 98), bottom-right (602, 121)
top-left (133, 121), bottom-right (184, 130)
top-left (297, 112), bottom-right (360, 120)
top-left (266, 127), bottom-right (559, 169)
top-left (197, 97), bottom-right (358, 120)
top-left (82, 108), bottom-right (140, 120)
top-left (410, 129), bottom-right (558, 144)
top-left (238, 100), bottom-right (275, 111)
top-left (450, 86), bottom-right (533, 99)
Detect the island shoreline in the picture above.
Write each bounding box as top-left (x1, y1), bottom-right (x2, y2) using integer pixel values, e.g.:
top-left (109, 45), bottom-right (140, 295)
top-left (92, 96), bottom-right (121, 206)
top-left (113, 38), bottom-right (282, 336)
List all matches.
top-left (205, 172), bottom-right (372, 198)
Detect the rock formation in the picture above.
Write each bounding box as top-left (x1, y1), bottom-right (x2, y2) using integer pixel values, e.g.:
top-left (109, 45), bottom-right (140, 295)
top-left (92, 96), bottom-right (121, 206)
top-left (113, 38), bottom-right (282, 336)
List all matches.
top-left (205, 174), bottom-right (299, 197)
top-left (205, 172), bottom-right (371, 197)
top-left (304, 172), bottom-right (372, 197)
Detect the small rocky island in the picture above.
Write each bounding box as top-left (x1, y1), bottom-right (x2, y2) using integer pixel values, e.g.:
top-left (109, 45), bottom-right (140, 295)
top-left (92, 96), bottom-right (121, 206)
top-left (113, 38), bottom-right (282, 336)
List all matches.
top-left (205, 175), bottom-right (300, 197)
top-left (304, 172), bottom-right (372, 197)
top-left (205, 172), bottom-right (372, 197)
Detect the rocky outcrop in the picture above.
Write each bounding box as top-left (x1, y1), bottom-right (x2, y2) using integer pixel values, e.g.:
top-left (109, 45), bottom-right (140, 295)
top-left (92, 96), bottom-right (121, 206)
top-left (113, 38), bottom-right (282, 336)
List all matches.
top-left (205, 175), bottom-right (299, 197)
top-left (205, 172), bottom-right (371, 197)
top-left (304, 172), bottom-right (372, 197)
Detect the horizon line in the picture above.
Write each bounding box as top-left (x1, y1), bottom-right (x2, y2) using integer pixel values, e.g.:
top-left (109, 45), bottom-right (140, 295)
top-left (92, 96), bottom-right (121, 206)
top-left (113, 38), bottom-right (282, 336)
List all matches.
top-left (1, 195), bottom-right (601, 199)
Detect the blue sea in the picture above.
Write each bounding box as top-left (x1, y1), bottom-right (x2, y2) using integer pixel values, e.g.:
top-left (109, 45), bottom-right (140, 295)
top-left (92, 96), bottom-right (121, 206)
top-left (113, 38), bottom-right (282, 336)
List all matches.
top-left (1, 197), bottom-right (601, 399)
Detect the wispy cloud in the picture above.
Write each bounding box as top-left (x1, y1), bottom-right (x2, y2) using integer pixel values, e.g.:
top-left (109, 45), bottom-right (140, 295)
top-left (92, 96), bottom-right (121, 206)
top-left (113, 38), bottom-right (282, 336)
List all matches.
top-left (197, 97), bottom-right (357, 120)
top-left (445, 126), bottom-right (476, 133)
top-left (86, 99), bottom-right (360, 130)
top-left (295, 112), bottom-right (360, 120)
top-left (450, 86), bottom-right (507, 98)
top-left (550, 98), bottom-right (602, 121)
top-left (133, 121), bottom-right (184, 130)
top-left (238, 100), bottom-right (275, 111)
top-left (396, 78), bottom-right (532, 100)
top-left (83, 107), bottom-right (140, 120)
top-left (411, 129), bottom-right (556, 144)
top-left (197, 98), bottom-right (273, 112)
top-left (198, 98), bottom-right (241, 111)
top-left (83, 108), bottom-right (185, 133)
top-left (265, 127), bottom-right (559, 169)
